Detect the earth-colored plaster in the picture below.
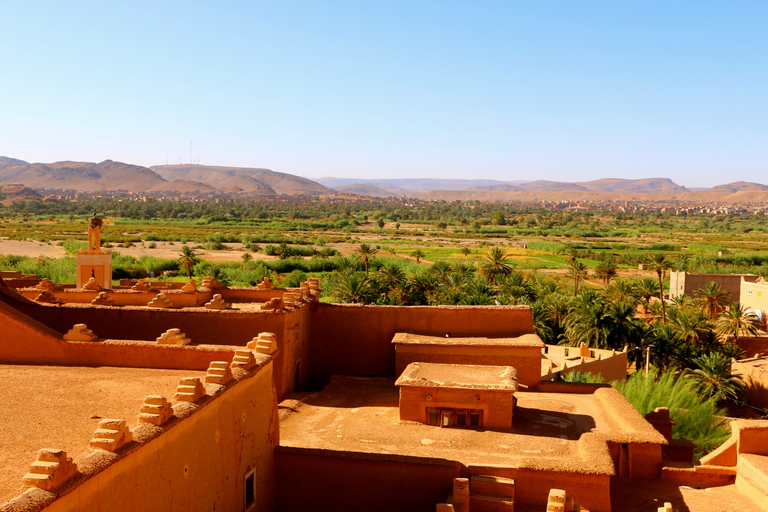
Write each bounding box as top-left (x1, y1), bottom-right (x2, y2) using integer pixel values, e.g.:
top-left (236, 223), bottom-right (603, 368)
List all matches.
top-left (0, 365), bottom-right (206, 504)
top-left (279, 376), bottom-right (632, 473)
top-left (392, 333), bottom-right (544, 347)
top-left (395, 363), bottom-right (518, 391)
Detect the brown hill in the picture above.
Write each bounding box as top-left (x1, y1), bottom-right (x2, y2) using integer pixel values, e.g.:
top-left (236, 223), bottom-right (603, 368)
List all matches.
top-left (336, 183), bottom-right (403, 197)
top-left (0, 159), bottom-right (167, 191)
top-left (708, 182), bottom-right (768, 193)
top-left (516, 181), bottom-right (588, 192)
top-left (0, 184), bottom-right (43, 206)
top-left (151, 165), bottom-right (330, 195)
top-left (578, 178), bottom-right (688, 193)
top-left (148, 179), bottom-right (219, 194)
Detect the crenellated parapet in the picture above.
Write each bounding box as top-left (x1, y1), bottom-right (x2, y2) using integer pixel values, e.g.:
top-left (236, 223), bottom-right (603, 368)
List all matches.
top-left (21, 449), bottom-right (77, 491)
top-left (174, 377), bottom-right (206, 402)
top-left (138, 395), bottom-right (174, 425)
top-left (63, 323), bottom-right (98, 341)
top-left (248, 332), bottom-right (277, 355)
top-left (205, 361), bottom-right (233, 385)
top-left (35, 290), bottom-right (61, 304)
top-left (147, 292), bottom-right (173, 308)
top-left (156, 328), bottom-right (191, 345)
top-left (91, 291), bottom-right (114, 306)
top-left (231, 348), bottom-right (256, 370)
top-left (204, 293), bottom-right (231, 310)
top-left (131, 279), bottom-right (152, 291)
top-left (90, 419), bottom-right (133, 452)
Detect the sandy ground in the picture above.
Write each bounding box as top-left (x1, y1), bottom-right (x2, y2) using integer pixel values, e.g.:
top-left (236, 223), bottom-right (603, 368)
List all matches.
top-left (0, 239), bottom-right (266, 263)
top-left (0, 365), bottom-right (206, 504)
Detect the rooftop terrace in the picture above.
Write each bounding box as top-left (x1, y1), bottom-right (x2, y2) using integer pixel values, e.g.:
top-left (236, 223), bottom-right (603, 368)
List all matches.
top-left (0, 364), bottom-right (206, 503)
top-left (279, 376), bottom-right (658, 472)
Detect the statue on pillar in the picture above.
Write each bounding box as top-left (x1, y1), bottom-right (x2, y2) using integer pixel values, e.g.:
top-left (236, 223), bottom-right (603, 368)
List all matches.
top-left (87, 213), bottom-right (103, 254)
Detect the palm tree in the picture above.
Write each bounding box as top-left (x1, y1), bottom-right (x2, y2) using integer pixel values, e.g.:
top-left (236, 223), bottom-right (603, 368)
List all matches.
top-left (377, 263), bottom-right (406, 292)
top-left (715, 301), bottom-right (759, 343)
top-left (635, 277), bottom-right (660, 308)
top-left (478, 247), bottom-right (513, 285)
top-left (178, 246), bottom-right (198, 277)
top-left (355, 243), bottom-right (377, 274)
top-left (647, 323), bottom-right (683, 371)
top-left (605, 279), bottom-right (637, 304)
top-left (497, 272), bottom-right (535, 304)
top-left (668, 308), bottom-right (712, 346)
top-left (688, 351), bottom-right (746, 403)
top-left (330, 270), bottom-right (376, 303)
top-left (241, 252), bottom-right (253, 262)
top-left (204, 266), bottom-right (230, 287)
top-left (649, 254), bottom-right (670, 323)
top-left (694, 281), bottom-right (730, 318)
top-left (567, 259), bottom-right (588, 297)
top-left (594, 259), bottom-right (618, 286)
top-left (411, 249), bottom-right (425, 264)
top-left (427, 261), bottom-right (452, 283)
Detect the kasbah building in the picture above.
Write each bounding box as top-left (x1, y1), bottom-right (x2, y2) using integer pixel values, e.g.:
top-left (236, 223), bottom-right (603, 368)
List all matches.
top-left (0, 225), bottom-right (767, 512)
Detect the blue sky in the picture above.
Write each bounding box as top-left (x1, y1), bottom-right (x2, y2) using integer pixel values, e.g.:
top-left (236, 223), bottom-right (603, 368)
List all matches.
top-left (1, 1), bottom-right (766, 187)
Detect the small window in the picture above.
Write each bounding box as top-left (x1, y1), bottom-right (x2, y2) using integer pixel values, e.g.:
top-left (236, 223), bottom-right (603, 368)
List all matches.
top-left (428, 409), bottom-right (440, 426)
top-left (469, 412), bottom-right (481, 427)
top-left (244, 468), bottom-right (256, 510)
top-left (441, 410), bottom-right (452, 427)
top-left (456, 411), bottom-right (467, 426)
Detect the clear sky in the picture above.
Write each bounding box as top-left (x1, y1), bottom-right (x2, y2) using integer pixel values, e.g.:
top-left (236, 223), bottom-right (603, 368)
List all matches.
top-left (1, 1), bottom-right (766, 187)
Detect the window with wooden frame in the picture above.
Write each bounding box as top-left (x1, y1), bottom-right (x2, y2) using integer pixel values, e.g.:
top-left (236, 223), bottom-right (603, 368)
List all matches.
top-left (244, 468), bottom-right (256, 511)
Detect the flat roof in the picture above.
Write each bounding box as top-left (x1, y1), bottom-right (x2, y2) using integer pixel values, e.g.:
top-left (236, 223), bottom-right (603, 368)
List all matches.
top-left (0, 364), bottom-right (206, 504)
top-left (395, 362), bottom-right (518, 391)
top-left (279, 376), bottom-right (656, 473)
top-left (392, 332), bottom-right (544, 348)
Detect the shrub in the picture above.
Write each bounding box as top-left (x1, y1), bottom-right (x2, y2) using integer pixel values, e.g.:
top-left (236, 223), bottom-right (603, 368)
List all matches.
top-left (613, 369), bottom-right (730, 460)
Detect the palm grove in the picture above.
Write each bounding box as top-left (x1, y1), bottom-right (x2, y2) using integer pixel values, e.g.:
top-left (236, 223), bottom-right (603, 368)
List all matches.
top-left (326, 246), bottom-right (758, 409)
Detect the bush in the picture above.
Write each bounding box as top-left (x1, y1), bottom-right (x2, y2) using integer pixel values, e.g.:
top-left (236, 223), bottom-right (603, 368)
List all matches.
top-left (614, 369), bottom-right (730, 460)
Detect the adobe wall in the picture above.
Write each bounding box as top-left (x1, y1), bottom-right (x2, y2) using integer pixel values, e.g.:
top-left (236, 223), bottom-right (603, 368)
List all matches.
top-left (551, 353), bottom-right (628, 384)
top-left (736, 337), bottom-right (768, 358)
top-left (274, 446), bottom-right (464, 512)
top-left (398, 386), bottom-right (515, 430)
top-left (669, 272), bottom-right (747, 302)
top-left (740, 278), bottom-right (768, 313)
top-left (0, 299), bottom-right (238, 371)
top-left (733, 359), bottom-right (768, 409)
top-left (219, 287), bottom-right (285, 302)
top-left (18, 289), bottom-right (209, 307)
top-left (28, 304), bottom-right (285, 346)
top-left (1, 279), bottom-right (309, 398)
top-left (307, 304), bottom-right (534, 388)
top-left (395, 345), bottom-right (541, 387)
top-left (467, 464), bottom-right (612, 512)
top-left (37, 361), bottom-right (278, 512)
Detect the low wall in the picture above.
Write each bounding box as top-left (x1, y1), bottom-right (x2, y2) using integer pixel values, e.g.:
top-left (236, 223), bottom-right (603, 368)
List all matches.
top-left (220, 287), bottom-right (284, 302)
top-left (467, 464), bottom-right (612, 512)
top-left (733, 358), bottom-right (768, 409)
top-left (19, 289), bottom-right (210, 308)
top-left (274, 446), bottom-right (464, 512)
top-left (1, 281), bottom-right (309, 399)
top-left (395, 345), bottom-right (541, 388)
top-left (0, 298), bottom-right (238, 371)
top-left (307, 304), bottom-right (534, 389)
top-left (6, 360), bottom-right (278, 512)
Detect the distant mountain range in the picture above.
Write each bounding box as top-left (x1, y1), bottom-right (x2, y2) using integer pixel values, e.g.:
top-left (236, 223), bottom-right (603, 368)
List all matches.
top-left (1, 156), bottom-right (767, 203)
